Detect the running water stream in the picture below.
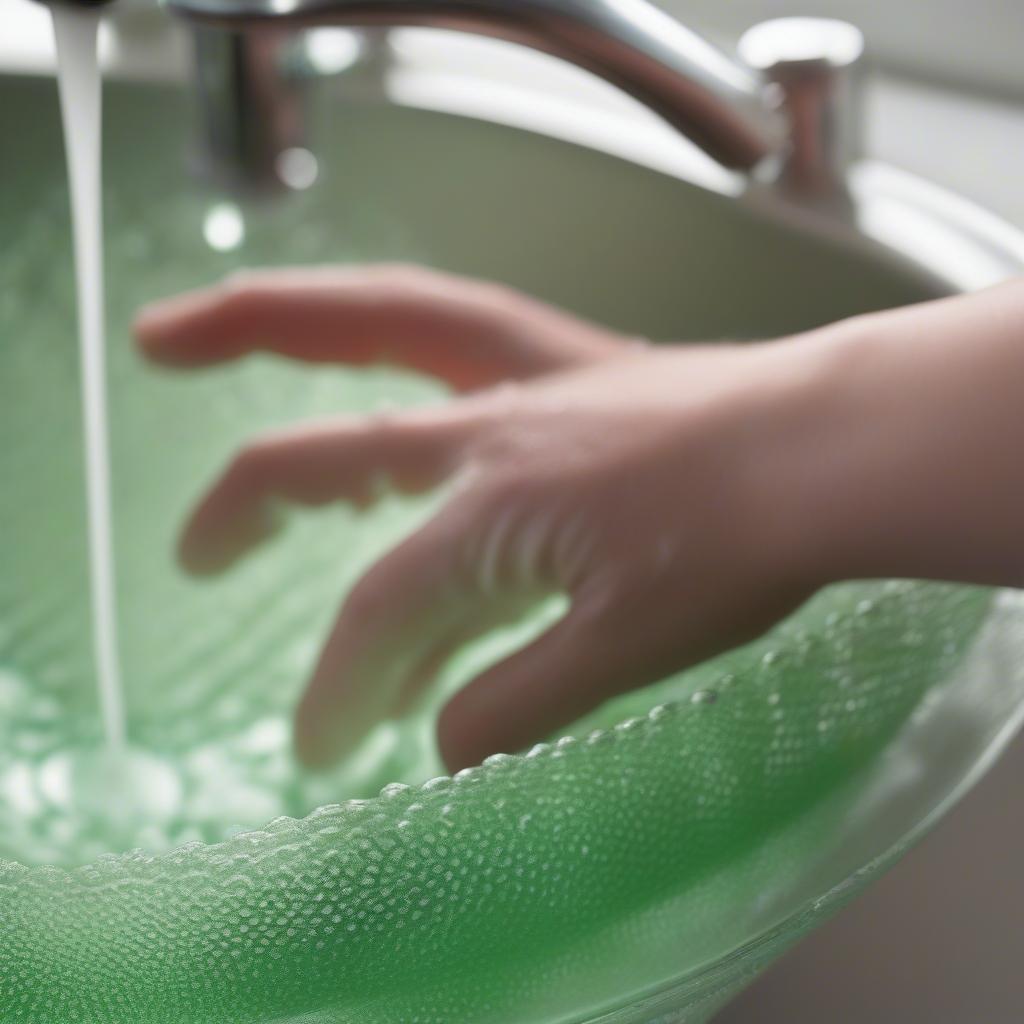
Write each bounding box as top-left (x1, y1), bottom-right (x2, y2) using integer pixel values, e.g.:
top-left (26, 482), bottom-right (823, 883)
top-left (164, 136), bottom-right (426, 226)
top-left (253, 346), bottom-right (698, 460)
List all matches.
top-left (52, 7), bottom-right (125, 751)
top-left (49, 7), bottom-right (182, 835)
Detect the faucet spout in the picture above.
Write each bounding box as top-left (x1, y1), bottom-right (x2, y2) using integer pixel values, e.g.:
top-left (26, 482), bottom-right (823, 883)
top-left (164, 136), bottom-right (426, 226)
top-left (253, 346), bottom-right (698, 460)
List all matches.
top-left (166, 0), bottom-right (786, 172)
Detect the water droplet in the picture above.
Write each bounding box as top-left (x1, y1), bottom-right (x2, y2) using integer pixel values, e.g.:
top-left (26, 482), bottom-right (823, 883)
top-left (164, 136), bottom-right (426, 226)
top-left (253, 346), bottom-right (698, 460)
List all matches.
top-left (276, 147), bottom-right (319, 191)
top-left (691, 690), bottom-right (718, 706)
top-left (482, 753), bottom-right (515, 768)
top-left (202, 202), bottom-right (245, 252)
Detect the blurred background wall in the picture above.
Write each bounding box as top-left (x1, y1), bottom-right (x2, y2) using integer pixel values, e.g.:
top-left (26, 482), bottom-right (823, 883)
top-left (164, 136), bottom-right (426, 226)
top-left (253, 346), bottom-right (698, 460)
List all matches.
top-left (670, 0), bottom-right (1024, 98)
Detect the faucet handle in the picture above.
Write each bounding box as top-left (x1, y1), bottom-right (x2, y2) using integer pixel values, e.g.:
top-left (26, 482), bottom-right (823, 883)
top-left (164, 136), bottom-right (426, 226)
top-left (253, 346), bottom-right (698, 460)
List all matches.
top-left (739, 17), bottom-right (865, 199)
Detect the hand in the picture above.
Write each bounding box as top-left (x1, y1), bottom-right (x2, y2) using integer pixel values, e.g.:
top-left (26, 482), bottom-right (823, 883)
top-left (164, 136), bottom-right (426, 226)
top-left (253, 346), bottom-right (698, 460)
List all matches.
top-left (135, 265), bottom-right (825, 773)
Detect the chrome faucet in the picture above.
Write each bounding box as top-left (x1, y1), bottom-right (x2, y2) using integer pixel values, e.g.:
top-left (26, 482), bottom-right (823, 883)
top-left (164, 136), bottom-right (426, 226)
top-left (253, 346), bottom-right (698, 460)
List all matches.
top-left (43, 0), bottom-right (865, 200)
top-left (166, 0), bottom-right (788, 177)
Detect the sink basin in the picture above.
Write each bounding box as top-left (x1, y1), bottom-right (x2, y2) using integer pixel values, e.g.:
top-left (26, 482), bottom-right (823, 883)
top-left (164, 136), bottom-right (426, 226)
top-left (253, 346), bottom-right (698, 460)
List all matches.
top-left (2, 33), bottom-right (1024, 1024)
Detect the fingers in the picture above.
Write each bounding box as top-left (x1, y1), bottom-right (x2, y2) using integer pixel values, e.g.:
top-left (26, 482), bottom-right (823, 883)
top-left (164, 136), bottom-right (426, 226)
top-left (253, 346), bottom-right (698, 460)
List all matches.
top-left (133, 264), bottom-right (622, 391)
top-left (435, 595), bottom-right (655, 773)
top-left (434, 579), bottom-right (818, 772)
top-left (293, 511), bottom-right (472, 770)
top-left (180, 408), bottom-right (472, 576)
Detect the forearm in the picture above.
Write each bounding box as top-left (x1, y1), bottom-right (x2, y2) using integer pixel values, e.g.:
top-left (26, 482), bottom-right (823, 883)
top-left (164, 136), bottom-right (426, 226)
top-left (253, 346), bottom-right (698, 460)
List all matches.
top-left (788, 278), bottom-right (1024, 589)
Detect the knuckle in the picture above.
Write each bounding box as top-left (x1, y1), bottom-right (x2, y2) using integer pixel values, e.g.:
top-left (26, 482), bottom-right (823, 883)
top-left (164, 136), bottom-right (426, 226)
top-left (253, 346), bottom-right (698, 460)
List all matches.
top-left (225, 435), bottom-right (279, 486)
top-left (573, 567), bottom-right (636, 623)
top-left (361, 406), bottom-right (401, 440)
top-left (469, 278), bottom-right (523, 313)
top-left (475, 471), bottom-right (529, 516)
top-left (220, 269), bottom-right (263, 304)
top-left (365, 262), bottom-right (439, 299)
top-left (223, 446), bottom-right (260, 490)
top-left (344, 574), bottom-right (390, 626)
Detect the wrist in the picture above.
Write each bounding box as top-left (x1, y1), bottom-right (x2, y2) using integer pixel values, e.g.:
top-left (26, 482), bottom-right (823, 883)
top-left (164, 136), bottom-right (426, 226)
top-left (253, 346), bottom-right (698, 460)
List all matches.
top-left (770, 304), bottom-right (1024, 590)
top-left (779, 316), bottom-right (906, 586)
top-left (736, 327), bottom-right (868, 592)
